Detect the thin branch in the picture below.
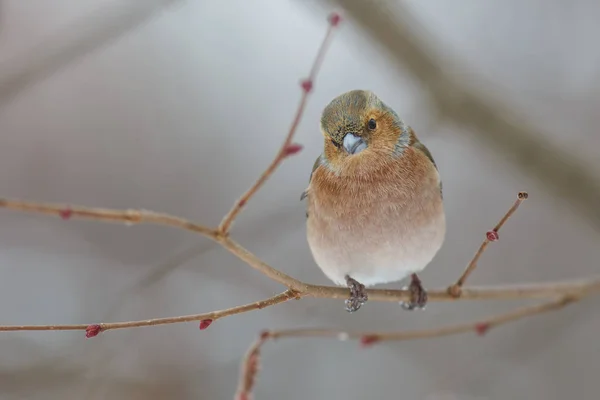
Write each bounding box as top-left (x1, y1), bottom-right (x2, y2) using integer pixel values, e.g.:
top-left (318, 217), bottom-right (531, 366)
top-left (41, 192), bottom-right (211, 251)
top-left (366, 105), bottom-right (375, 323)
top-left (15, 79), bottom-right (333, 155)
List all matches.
top-left (0, 268), bottom-right (597, 332)
top-left (0, 290), bottom-right (298, 335)
top-left (449, 191), bottom-right (529, 295)
top-left (238, 295), bottom-right (579, 398)
top-left (218, 236), bottom-right (308, 292)
top-left (0, 198), bottom-right (217, 238)
top-left (218, 14), bottom-right (341, 235)
top-left (305, 277), bottom-right (600, 303)
top-left (235, 334), bottom-right (267, 400)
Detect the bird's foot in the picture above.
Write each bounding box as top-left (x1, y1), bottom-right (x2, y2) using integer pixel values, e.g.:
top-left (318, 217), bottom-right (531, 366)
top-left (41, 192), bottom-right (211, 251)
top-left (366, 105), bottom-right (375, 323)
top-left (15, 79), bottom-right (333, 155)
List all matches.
top-left (399, 273), bottom-right (428, 311)
top-left (344, 275), bottom-right (368, 312)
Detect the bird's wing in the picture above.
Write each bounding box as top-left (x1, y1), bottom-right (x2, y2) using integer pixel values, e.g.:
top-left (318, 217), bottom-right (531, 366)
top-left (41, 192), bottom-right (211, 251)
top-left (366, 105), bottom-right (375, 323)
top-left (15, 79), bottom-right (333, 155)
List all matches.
top-left (300, 154), bottom-right (323, 201)
top-left (412, 140), bottom-right (443, 199)
top-left (412, 140), bottom-right (437, 170)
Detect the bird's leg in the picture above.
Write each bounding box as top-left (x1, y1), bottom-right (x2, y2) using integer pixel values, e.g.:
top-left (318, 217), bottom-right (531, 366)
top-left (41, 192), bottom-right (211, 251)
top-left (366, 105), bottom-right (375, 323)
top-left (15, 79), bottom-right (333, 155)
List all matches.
top-left (344, 275), bottom-right (368, 312)
top-left (400, 273), bottom-right (428, 310)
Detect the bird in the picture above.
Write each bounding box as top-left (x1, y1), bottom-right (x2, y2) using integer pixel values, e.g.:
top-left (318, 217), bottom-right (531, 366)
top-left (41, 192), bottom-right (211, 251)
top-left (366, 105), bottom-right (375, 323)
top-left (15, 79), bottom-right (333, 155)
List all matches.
top-left (302, 90), bottom-right (445, 312)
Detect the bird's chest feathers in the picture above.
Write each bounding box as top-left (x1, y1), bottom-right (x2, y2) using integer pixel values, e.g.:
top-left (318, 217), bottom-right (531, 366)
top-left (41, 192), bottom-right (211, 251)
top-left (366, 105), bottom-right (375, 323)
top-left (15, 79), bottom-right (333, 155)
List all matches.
top-left (313, 176), bottom-right (410, 227)
top-left (306, 152), bottom-right (444, 286)
top-left (309, 152), bottom-right (439, 229)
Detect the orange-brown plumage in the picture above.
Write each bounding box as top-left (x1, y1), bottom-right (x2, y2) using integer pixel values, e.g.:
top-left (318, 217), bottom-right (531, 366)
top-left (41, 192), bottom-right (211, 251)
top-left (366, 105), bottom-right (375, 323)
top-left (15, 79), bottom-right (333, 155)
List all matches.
top-left (304, 90), bottom-right (445, 311)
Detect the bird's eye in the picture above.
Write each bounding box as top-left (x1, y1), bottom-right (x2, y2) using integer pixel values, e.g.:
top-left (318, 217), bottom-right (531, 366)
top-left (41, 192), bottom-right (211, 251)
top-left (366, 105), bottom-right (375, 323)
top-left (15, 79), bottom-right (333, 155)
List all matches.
top-left (368, 119), bottom-right (377, 130)
top-left (331, 139), bottom-right (341, 148)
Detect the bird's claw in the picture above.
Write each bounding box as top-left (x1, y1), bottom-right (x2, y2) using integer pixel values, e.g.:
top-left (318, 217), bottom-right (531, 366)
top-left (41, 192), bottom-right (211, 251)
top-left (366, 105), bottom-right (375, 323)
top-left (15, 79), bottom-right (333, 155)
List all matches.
top-left (399, 273), bottom-right (428, 311)
top-left (345, 275), bottom-right (368, 312)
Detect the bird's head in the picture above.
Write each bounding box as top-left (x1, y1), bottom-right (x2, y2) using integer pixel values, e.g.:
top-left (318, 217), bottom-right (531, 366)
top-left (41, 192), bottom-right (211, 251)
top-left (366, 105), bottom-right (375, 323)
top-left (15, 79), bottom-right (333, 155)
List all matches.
top-left (319, 90), bottom-right (410, 175)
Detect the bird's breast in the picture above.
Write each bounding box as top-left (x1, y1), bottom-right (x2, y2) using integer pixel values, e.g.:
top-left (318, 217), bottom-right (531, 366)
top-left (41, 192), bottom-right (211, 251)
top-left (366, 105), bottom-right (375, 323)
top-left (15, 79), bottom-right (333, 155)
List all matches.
top-left (306, 154), bottom-right (445, 286)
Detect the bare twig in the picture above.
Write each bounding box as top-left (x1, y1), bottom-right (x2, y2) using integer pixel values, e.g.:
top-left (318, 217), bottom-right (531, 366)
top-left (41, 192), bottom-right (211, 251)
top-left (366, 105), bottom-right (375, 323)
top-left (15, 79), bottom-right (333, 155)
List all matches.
top-left (0, 290), bottom-right (298, 335)
top-left (306, 277), bottom-right (600, 303)
top-left (218, 236), bottom-right (308, 292)
top-left (449, 191), bottom-right (529, 296)
top-left (218, 13), bottom-right (341, 235)
top-left (235, 334), bottom-right (268, 400)
top-left (0, 198), bottom-right (216, 237)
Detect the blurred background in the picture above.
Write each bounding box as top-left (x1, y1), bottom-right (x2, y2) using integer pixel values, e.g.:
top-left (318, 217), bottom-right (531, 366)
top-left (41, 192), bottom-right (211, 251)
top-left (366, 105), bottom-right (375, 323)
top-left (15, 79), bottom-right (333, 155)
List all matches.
top-left (0, 0), bottom-right (599, 399)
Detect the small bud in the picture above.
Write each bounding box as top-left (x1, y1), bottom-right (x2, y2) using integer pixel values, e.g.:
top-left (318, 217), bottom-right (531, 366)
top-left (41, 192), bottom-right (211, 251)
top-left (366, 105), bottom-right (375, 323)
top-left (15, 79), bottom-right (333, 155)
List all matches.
top-left (486, 230), bottom-right (499, 242)
top-left (199, 319), bottom-right (213, 330)
top-left (85, 324), bottom-right (102, 338)
top-left (59, 208), bottom-right (73, 220)
top-left (283, 143), bottom-right (303, 157)
top-left (475, 323), bottom-right (490, 336)
top-left (300, 79), bottom-right (313, 93)
top-left (237, 198), bottom-right (247, 207)
top-left (328, 12), bottom-right (341, 27)
top-left (259, 330), bottom-right (270, 341)
top-left (359, 335), bottom-right (379, 347)
top-left (518, 191), bottom-right (529, 200)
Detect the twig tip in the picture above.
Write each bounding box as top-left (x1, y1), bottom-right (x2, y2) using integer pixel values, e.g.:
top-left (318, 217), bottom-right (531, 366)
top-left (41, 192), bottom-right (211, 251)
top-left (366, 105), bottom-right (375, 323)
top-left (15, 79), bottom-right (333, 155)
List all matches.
top-left (518, 191), bottom-right (529, 200)
top-left (328, 12), bottom-right (342, 27)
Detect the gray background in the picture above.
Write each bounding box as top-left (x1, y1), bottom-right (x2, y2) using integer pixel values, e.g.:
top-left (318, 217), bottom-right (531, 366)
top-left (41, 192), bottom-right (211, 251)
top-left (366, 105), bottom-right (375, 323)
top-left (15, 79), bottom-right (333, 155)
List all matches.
top-left (0, 1), bottom-right (599, 399)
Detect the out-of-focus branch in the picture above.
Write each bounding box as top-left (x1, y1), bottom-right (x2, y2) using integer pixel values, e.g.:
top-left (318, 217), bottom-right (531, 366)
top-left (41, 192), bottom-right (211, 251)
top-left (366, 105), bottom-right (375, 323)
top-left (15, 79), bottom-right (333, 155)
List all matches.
top-left (266, 295), bottom-right (578, 343)
top-left (236, 334), bottom-right (266, 400)
top-left (238, 295), bottom-right (579, 398)
top-left (324, 0), bottom-right (600, 230)
top-left (0, 0), bottom-right (181, 109)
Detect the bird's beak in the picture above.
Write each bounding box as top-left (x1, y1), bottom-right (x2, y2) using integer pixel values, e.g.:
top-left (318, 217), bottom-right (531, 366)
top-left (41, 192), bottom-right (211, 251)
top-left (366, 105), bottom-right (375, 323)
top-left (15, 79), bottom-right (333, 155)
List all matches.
top-left (343, 133), bottom-right (367, 155)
